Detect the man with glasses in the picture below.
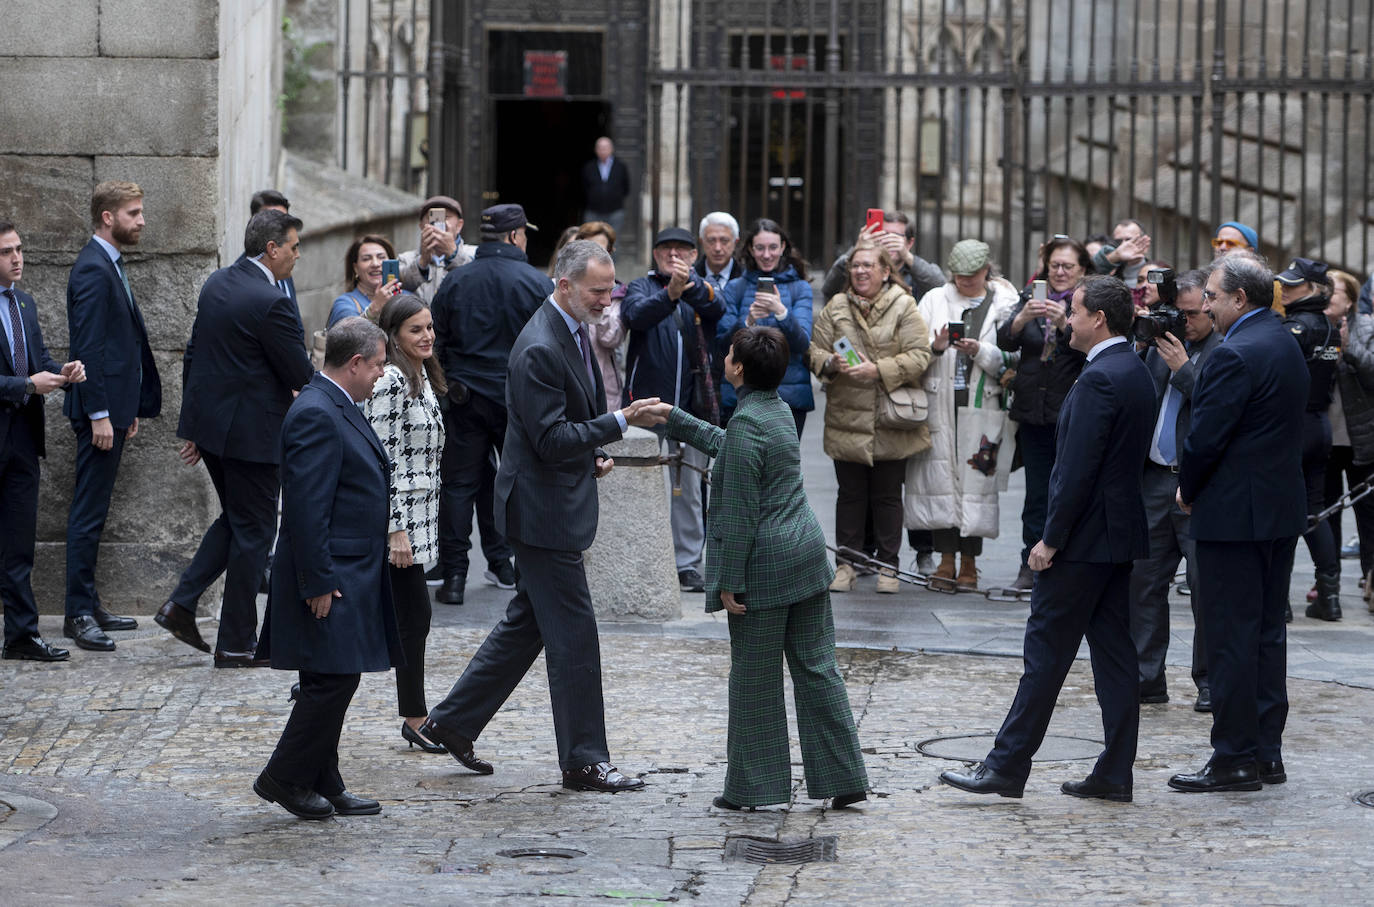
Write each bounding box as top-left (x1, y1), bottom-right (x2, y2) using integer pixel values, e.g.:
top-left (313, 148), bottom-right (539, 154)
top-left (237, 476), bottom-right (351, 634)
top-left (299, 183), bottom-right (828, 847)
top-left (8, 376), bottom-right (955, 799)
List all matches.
top-left (1210, 221), bottom-right (1258, 259)
top-left (1127, 270), bottom-right (1218, 714)
top-left (1169, 251), bottom-right (1307, 793)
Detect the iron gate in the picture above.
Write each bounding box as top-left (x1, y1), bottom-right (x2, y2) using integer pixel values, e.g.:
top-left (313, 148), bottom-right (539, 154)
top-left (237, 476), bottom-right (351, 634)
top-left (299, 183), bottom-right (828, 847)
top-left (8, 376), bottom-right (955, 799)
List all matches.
top-left (648, 0), bottom-right (1374, 282)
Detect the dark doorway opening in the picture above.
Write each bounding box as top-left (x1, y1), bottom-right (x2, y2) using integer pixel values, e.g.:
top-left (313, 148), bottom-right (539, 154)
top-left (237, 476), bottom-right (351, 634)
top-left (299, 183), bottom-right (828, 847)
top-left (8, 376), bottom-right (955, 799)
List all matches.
top-left (493, 100), bottom-right (612, 268)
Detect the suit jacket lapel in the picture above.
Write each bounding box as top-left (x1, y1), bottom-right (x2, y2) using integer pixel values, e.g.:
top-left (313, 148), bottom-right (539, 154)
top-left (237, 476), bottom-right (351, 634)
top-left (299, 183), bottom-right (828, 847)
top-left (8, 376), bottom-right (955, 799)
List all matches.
top-left (547, 302), bottom-right (597, 410)
top-left (314, 374), bottom-right (390, 469)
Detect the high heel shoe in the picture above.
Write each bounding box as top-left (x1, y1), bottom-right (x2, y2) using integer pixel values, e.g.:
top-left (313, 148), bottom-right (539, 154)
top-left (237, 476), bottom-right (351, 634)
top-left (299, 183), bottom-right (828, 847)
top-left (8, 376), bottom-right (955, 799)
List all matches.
top-left (830, 791), bottom-right (867, 809)
top-left (401, 722), bottom-right (447, 754)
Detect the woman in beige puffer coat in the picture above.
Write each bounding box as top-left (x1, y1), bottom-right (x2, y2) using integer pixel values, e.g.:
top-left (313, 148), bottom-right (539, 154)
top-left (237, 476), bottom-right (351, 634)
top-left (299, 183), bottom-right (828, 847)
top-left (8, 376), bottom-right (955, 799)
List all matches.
top-left (808, 242), bottom-right (932, 594)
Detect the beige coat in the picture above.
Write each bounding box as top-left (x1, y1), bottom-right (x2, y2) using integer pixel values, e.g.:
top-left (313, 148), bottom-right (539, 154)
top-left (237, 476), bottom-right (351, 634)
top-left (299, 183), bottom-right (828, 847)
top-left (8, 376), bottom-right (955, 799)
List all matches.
top-left (807, 282), bottom-right (933, 465)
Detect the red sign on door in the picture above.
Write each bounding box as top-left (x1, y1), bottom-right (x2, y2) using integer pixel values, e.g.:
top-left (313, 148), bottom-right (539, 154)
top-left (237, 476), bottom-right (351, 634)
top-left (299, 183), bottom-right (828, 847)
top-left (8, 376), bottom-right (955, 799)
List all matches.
top-left (524, 51), bottom-right (568, 98)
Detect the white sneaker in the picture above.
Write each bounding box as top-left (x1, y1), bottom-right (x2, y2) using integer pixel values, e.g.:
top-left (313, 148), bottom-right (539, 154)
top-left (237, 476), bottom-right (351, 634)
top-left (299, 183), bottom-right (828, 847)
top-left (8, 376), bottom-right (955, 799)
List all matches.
top-left (830, 563), bottom-right (856, 593)
top-left (876, 569), bottom-right (900, 594)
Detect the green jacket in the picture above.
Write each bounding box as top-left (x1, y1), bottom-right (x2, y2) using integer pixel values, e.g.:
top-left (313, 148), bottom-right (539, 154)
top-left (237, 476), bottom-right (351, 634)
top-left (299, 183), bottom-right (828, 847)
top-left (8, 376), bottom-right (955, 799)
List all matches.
top-left (667, 387), bottom-right (833, 612)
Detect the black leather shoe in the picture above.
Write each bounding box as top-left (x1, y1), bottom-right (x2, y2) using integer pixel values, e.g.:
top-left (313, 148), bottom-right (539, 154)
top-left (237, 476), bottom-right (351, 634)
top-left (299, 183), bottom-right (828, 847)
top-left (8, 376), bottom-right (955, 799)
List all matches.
top-left (326, 790), bottom-right (381, 816)
top-left (1193, 686), bottom-right (1212, 713)
top-left (154, 600), bottom-right (210, 653)
top-left (288, 682), bottom-right (300, 702)
top-left (214, 650), bottom-right (271, 668)
top-left (63, 615), bottom-right (114, 651)
top-left (1258, 760), bottom-right (1287, 785)
top-left (253, 771), bottom-right (334, 819)
top-left (436, 577), bottom-right (464, 605)
top-left (678, 568), bottom-right (706, 593)
top-left (562, 762), bottom-right (645, 792)
top-left (712, 795), bottom-right (747, 810)
top-left (1168, 761), bottom-right (1262, 792)
top-left (401, 722), bottom-right (447, 754)
top-left (1061, 774), bottom-right (1132, 802)
top-left (419, 719), bottom-right (493, 774)
top-left (831, 791), bottom-right (867, 809)
top-left (2, 636), bottom-right (70, 662)
top-left (1139, 684), bottom-right (1169, 705)
top-left (92, 605), bottom-right (138, 631)
top-left (938, 764), bottom-right (1024, 798)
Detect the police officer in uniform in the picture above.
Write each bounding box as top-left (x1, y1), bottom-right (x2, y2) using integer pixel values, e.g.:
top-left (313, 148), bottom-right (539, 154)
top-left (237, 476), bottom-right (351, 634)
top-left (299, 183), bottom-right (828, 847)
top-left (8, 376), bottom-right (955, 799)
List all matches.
top-left (1279, 258), bottom-right (1343, 621)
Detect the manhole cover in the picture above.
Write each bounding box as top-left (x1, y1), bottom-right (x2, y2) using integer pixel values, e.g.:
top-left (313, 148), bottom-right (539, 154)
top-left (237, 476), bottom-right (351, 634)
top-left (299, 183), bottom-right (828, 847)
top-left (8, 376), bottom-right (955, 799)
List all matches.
top-left (1355, 790), bottom-right (1374, 808)
top-left (497, 847), bottom-right (585, 860)
top-left (724, 835), bottom-right (837, 865)
top-left (916, 733), bottom-right (1102, 762)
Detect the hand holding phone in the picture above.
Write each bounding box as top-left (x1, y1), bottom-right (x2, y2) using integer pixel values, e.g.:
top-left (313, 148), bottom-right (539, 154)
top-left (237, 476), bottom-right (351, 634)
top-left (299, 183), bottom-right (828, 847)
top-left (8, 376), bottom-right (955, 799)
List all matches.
top-left (865, 208), bottom-right (885, 234)
top-left (947, 321), bottom-right (966, 343)
top-left (833, 336), bottom-right (862, 368)
top-left (427, 207), bottom-right (448, 231)
top-left (382, 259), bottom-right (401, 287)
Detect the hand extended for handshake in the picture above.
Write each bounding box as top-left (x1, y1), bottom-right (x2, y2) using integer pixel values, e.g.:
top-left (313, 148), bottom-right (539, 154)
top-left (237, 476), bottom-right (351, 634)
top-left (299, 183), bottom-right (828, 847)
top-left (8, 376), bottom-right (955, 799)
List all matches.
top-left (592, 398), bottom-right (676, 479)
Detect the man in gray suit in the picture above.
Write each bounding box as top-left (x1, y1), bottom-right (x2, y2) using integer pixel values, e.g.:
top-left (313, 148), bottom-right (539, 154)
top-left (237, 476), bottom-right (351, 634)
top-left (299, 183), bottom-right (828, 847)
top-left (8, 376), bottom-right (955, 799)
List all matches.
top-left (1129, 270), bottom-right (1219, 713)
top-left (422, 241), bottom-right (665, 792)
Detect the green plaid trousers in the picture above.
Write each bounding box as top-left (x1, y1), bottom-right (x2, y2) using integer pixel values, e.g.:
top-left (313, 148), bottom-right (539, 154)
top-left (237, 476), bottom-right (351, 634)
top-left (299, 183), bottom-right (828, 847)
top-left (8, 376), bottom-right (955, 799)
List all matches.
top-left (723, 590), bottom-right (868, 806)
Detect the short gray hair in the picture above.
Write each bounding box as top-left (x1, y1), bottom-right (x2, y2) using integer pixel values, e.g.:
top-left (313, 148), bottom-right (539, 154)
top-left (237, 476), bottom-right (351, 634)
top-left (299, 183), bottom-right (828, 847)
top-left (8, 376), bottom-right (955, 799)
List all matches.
top-left (323, 316), bottom-right (386, 368)
top-left (1209, 249), bottom-right (1273, 310)
top-left (698, 211), bottom-right (740, 241)
top-left (553, 239), bottom-right (613, 282)
top-left (244, 209), bottom-right (303, 257)
top-left (1176, 268), bottom-right (1208, 294)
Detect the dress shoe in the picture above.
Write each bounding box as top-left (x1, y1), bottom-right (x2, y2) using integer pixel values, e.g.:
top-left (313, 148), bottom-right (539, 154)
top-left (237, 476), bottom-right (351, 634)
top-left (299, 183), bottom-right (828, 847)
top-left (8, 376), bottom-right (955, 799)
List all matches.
top-left (1167, 761), bottom-right (1262, 793)
top-left (63, 615), bottom-right (114, 651)
top-left (288, 682), bottom-right (300, 702)
top-left (1010, 564), bottom-right (1036, 592)
top-left (92, 605), bottom-right (138, 632)
top-left (1193, 686), bottom-right (1212, 713)
top-left (401, 722), bottom-right (447, 754)
top-left (419, 719), bottom-right (493, 774)
top-left (253, 771), bottom-right (334, 819)
top-left (2, 636), bottom-right (70, 662)
top-left (1061, 774), bottom-right (1132, 802)
top-left (712, 794), bottom-right (747, 810)
top-left (831, 791), bottom-right (867, 808)
top-left (1139, 682), bottom-right (1168, 704)
top-left (484, 560), bottom-right (517, 590)
top-left (436, 576), bottom-right (464, 605)
top-left (214, 650), bottom-right (271, 668)
top-left (562, 761), bottom-right (645, 792)
top-left (154, 600), bottom-right (211, 653)
top-left (326, 790), bottom-right (381, 816)
top-left (678, 567), bottom-right (705, 593)
top-left (938, 764), bottom-right (1024, 798)
top-left (1259, 760), bottom-right (1287, 785)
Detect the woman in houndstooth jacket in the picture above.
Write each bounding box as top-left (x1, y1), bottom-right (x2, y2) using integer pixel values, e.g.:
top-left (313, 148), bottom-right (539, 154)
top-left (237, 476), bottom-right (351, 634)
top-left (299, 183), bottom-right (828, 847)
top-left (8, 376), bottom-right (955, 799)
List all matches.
top-left (365, 296), bottom-right (448, 754)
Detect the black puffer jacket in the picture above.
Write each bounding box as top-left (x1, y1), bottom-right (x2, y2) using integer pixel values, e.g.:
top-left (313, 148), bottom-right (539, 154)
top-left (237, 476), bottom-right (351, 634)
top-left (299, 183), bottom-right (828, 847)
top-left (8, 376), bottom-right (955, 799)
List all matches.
top-left (1336, 312), bottom-right (1374, 465)
top-left (1283, 294), bottom-right (1341, 413)
top-left (995, 289), bottom-right (1086, 426)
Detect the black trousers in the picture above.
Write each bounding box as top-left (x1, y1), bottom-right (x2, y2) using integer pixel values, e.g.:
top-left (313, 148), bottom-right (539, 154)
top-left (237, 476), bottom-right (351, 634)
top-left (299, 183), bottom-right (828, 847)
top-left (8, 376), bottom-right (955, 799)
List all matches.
top-left (1324, 444), bottom-right (1374, 577)
top-left (169, 451), bottom-right (279, 653)
top-left (437, 391), bottom-right (512, 579)
top-left (64, 418), bottom-right (128, 618)
top-left (390, 563), bottom-right (431, 717)
top-left (1128, 462), bottom-right (1207, 696)
top-left (0, 415), bottom-right (41, 646)
top-left (1016, 421), bottom-right (1057, 565)
top-left (834, 459), bottom-right (905, 567)
top-left (986, 560), bottom-right (1139, 786)
top-left (1300, 410), bottom-right (1339, 574)
top-left (427, 538), bottom-right (608, 770)
top-left (1194, 537), bottom-right (1294, 769)
top-left (264, 671), bottom-right (361, 797)
top-left (932, 528), bottom-right (982, 557)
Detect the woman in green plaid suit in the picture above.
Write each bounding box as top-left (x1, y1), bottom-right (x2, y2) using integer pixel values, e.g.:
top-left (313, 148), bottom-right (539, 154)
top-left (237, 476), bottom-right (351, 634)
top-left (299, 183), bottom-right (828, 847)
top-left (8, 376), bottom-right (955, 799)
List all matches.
top-left (648, 325), bottom-right (868, 810)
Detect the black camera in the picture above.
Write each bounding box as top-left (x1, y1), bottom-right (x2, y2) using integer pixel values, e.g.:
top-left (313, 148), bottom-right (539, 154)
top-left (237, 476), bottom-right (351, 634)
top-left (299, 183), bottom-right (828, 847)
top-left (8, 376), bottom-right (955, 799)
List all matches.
top-left (1132, 269), bottom-right (1184, 344)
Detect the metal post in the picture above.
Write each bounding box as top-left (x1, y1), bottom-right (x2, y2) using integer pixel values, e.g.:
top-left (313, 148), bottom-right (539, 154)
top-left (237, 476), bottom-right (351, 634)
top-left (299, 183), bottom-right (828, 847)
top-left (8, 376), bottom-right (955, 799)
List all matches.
top-left (821, 0), bottom-right (840, 263)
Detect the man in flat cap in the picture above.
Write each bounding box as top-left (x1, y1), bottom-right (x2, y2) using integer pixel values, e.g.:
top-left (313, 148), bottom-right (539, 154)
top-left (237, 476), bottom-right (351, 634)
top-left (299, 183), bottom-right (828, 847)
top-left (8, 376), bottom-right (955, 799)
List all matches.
top-left (400, 195), bottom-right (477, 305)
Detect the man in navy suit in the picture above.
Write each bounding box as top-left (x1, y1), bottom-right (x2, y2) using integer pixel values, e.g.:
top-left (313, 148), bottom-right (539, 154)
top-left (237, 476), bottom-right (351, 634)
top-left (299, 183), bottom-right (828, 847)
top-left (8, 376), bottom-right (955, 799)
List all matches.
top-left (62, 181), bottom-right (162, 652)
top-left (155, 210), bottom-right (314, 665)
top-left (421, 241), bottom-right (664, 792)
top-left (246, 190), bottom-right (301, 331)
top-left (941, 276), bottom-right (1155, 801)
top-left (1169, 251), bottom-right (1308, 793)
top-left (0, 223), bottom-right (87, 662)
top-left (254, 317), bottom-right (403, 820)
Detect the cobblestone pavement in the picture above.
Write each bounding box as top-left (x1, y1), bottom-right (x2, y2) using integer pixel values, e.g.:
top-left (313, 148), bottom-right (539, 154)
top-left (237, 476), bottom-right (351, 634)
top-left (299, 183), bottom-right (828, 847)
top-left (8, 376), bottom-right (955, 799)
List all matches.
top-left (3, 616), bottom-right (1374, 904)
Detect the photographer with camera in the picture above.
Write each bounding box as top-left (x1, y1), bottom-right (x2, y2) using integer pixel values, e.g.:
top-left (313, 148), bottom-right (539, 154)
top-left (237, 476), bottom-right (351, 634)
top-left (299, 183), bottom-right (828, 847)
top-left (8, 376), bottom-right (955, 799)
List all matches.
top-left (1279, 258), bottom-right (1344, 621)
top-left (1127, 269), bottom-right (1218, 712)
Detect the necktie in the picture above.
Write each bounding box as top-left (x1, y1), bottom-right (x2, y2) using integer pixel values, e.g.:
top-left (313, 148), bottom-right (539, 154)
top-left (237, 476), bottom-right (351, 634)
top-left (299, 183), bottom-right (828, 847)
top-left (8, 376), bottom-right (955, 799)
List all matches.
top-left (576, 323), bottom-right (597, 389)
top-left (114, 257), bottom-right (135, 309)
top-left (711, 271), bottom-right (726, 293)
top-left (5, 289), bottom-right (28, 403)
top-left (1156, 385), bottom-right (1181, 465)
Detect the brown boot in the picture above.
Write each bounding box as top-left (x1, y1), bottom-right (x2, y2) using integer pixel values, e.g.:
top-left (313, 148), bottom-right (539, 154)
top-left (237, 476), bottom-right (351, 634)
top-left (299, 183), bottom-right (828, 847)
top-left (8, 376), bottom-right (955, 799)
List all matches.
top-left (956, 555), bottom-right (979, 592)
top-left (932, 553), bottom-right (956, 581)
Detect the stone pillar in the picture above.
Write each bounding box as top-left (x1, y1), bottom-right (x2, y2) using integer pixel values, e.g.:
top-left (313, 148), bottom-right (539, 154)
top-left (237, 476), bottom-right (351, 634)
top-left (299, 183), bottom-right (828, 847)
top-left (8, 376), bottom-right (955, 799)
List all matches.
top-left (584, 427), bottom-right (681, 621)
top-left (1, 0), bottom-right (281, 614)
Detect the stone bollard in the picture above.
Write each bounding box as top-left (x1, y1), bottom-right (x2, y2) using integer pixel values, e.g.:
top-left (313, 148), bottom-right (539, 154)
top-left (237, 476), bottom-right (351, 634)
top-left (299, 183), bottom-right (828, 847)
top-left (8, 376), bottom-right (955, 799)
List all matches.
top-left (584, 426), bottom-right (681, 621)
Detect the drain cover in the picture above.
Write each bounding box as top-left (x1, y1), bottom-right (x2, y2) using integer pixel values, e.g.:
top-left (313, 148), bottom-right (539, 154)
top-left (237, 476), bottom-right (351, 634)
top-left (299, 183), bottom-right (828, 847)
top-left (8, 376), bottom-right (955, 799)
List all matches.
top-left (724, 835), bottom-right (837, 865)
top-left (497, 847), bottom-right (585, 860)
top-left (1355, 791), bottom-right (1374, 808)
top-left (917, 733), bottom-right (1102, 762)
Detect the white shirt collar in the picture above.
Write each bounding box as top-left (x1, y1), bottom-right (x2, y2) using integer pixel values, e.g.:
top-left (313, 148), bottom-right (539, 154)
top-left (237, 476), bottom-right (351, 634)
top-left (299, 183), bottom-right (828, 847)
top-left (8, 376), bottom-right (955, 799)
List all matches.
top-left (248, 255), bottom-right (276, 283)
top-left (319, 371), bottom-right (355, 402)
top-left (1086, 335), bottom-right (1128, 362)
top-left (92, 234), bottom-right (121, 265)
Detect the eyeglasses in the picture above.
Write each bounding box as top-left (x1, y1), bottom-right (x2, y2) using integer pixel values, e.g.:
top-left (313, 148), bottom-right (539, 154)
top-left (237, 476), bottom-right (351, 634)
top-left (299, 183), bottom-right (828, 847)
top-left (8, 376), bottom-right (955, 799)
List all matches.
top-left (1211, 237), bottom-right (1246, 251)
top-left (850, 262), bottom-right (879, 271)
top-left (1201, 289), bottom-right (1223, 301)
top-left (1047, 262), bottom-right (1080, 272)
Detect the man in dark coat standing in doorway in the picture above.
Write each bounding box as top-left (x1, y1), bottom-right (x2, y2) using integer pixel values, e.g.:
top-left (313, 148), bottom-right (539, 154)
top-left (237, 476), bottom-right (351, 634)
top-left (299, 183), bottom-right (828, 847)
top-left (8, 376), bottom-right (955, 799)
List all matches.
top-left (253, 317), bottom-right (403, 820)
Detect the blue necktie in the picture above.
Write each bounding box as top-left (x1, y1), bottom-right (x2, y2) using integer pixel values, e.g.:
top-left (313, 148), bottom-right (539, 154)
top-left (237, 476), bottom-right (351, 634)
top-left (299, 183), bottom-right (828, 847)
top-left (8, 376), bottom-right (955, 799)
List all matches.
top-left (1157, 385), bottom-right (1181, 465)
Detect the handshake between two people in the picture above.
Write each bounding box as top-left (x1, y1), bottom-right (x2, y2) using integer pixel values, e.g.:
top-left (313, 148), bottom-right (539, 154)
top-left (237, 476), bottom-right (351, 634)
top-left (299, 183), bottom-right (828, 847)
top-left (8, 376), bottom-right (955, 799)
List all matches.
top-left (594, 398), bottom-right (678, 479)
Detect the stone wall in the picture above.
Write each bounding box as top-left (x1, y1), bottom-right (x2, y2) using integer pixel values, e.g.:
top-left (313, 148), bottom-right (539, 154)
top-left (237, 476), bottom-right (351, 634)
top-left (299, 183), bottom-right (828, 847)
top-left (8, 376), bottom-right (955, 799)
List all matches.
top-left (1, 0), bottom-right (281, 614)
